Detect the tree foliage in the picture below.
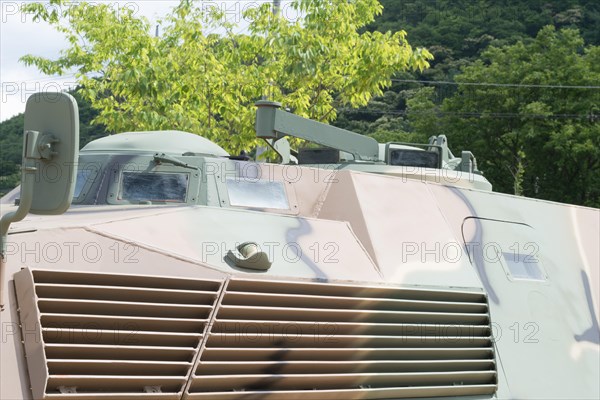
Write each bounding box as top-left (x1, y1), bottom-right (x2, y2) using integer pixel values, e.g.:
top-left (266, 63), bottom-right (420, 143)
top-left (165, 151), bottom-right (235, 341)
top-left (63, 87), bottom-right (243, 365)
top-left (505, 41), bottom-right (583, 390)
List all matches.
top-left (442, 26), bottom-right (599, 206)
top-left (21, 0), bottom-right (432, 154)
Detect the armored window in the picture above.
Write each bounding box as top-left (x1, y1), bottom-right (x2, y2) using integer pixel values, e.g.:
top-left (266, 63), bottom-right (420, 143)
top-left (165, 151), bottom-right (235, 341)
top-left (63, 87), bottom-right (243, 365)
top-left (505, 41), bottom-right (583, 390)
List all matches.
top-left (389, 149), bottom-right (440, 168)
top-left (120, 172), bottom-right (189, 202)
top-left (73, 168), bottom-right (92, 198)
top-left (73, 164), bottom-right (101, 203)
top-left (226, 177), bottom-right (289, 210)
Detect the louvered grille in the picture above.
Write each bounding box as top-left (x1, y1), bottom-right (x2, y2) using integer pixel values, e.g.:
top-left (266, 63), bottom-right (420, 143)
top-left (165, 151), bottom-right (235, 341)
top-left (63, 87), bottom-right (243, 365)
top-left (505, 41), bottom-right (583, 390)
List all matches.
top-left (16, 270), bottom-right (497, 400)
top-left (187, 278), bottom-right (497, 399)
top-left (14, 269), bottom-right (222, 399)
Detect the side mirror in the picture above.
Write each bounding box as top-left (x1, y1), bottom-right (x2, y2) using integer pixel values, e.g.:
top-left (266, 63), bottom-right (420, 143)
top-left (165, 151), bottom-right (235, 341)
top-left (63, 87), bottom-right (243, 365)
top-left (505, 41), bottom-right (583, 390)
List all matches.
top-left (0, 92), bottom-right (79, 310)
top-left (24, 92), bottom-right (79, 214)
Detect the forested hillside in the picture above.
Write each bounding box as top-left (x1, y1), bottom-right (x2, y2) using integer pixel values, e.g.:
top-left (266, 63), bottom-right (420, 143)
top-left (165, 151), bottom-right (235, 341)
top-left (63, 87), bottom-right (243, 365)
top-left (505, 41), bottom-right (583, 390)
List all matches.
top-left (1, 0), bottom-right (598, 205)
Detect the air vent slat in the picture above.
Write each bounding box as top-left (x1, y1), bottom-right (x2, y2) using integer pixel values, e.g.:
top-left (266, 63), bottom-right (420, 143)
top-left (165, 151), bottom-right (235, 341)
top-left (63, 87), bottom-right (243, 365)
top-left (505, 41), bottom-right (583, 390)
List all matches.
top-left (45, 344), bottom-right (196, 362)
top-left (223, 291), bottom-right (487, 313)
top-left (46, 376), bottom-right (185, 392)
top-left (43, 328), bottom-right (202, 347)
top-left (201, 347), bottom-right (495, 361)
top-left (32, 270), bottom-right (221, 291)
top-left (196, 359), bottom-right (495, 374)
top-left (45, 394), bottom-right (180, 400)
top-left (35, 283), bottom-right (217, 304)
top-left (190, 371), bottom-right (496, 392)
top-left (41, 313), bottom-right (208, 332)
top-left (217, 305), bottom-right (488, 324)
top-left (207, 333), bottom-right (491, 348)
top-left (47, 360), bottom-right (192, 375)
top-left (226, 279), bottom-right (486, 302)
top-left (38, 298), bottom-right (212, 319)
top-left (184, 384), bottom-right (498, 400)
top-left (212, 319), bottom-right (490, 336)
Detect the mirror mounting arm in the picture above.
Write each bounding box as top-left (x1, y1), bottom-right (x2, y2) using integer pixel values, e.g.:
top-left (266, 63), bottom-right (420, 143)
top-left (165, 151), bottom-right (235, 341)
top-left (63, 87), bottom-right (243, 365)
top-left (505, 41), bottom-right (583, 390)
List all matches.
top-left (0, 133), bottom-right (39, 310)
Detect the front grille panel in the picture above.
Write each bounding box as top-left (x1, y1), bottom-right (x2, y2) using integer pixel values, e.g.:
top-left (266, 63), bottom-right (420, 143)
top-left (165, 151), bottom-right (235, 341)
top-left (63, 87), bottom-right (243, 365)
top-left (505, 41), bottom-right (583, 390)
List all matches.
top-left (187, 278), bottom-right (497, 399)
top-left (16, 270), bottom-right (497, 400)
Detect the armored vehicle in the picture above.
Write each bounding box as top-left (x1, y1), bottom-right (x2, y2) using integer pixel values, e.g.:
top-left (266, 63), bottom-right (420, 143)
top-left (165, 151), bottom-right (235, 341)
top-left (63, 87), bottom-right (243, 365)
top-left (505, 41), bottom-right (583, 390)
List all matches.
top-left (1, 93), bottom-right (598, 399)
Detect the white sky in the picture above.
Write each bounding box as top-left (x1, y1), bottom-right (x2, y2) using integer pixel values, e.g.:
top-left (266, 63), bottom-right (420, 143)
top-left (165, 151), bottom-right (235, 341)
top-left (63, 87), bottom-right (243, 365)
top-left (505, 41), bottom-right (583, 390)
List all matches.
top-left (0, 0), bottom-right (294, 122)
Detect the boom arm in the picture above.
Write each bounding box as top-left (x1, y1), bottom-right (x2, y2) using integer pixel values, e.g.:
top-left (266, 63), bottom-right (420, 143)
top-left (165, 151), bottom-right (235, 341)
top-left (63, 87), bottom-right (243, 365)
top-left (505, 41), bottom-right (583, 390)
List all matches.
top-left (255, 100), bottom-right (380, 162)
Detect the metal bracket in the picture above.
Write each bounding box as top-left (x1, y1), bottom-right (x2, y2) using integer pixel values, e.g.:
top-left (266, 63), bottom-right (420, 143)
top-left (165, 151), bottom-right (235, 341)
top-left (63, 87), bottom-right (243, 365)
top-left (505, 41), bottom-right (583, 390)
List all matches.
top-left (266, 137), bottom-right (292, 164)
top-left (37, 133), bottom-right (60, 160)
top-left (0, 132), bottom-right (39, 310)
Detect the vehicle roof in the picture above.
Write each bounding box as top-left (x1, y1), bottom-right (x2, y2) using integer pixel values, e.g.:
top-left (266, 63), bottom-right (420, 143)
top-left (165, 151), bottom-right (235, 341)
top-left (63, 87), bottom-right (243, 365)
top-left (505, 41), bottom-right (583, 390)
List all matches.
top-left (80, 130), bottom-right (230, 157)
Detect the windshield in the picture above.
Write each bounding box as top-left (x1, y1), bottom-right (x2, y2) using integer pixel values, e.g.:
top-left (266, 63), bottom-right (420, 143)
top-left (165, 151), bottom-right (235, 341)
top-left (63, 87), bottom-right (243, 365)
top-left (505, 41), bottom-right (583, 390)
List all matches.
top-left (120, 172), bottom-right (189, 203)
top-left (226, 177), bottom-right (289, 209)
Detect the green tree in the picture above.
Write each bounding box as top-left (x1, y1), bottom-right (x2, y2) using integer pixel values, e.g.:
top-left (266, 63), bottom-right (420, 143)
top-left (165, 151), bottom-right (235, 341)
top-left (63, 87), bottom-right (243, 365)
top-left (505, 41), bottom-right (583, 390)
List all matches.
top-left (406, 86), bottom-right (443, 139)
top-left (442, 26), bottom-right (600, 206)
top-left (21, 0), bottom-right (432, 154)
top-left (347, 0), bottom-right (600, 158)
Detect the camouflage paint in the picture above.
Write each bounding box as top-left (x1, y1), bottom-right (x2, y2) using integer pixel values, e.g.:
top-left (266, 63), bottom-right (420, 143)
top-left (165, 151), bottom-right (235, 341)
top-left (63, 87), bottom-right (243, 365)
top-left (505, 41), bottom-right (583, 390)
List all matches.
top-left (1, 150), bottom-right (598, 399)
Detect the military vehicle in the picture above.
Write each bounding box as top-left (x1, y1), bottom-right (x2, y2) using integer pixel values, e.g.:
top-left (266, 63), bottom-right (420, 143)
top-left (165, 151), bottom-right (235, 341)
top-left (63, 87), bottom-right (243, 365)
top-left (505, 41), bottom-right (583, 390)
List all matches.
top-left (0, 93), bottom-right (598, 400)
